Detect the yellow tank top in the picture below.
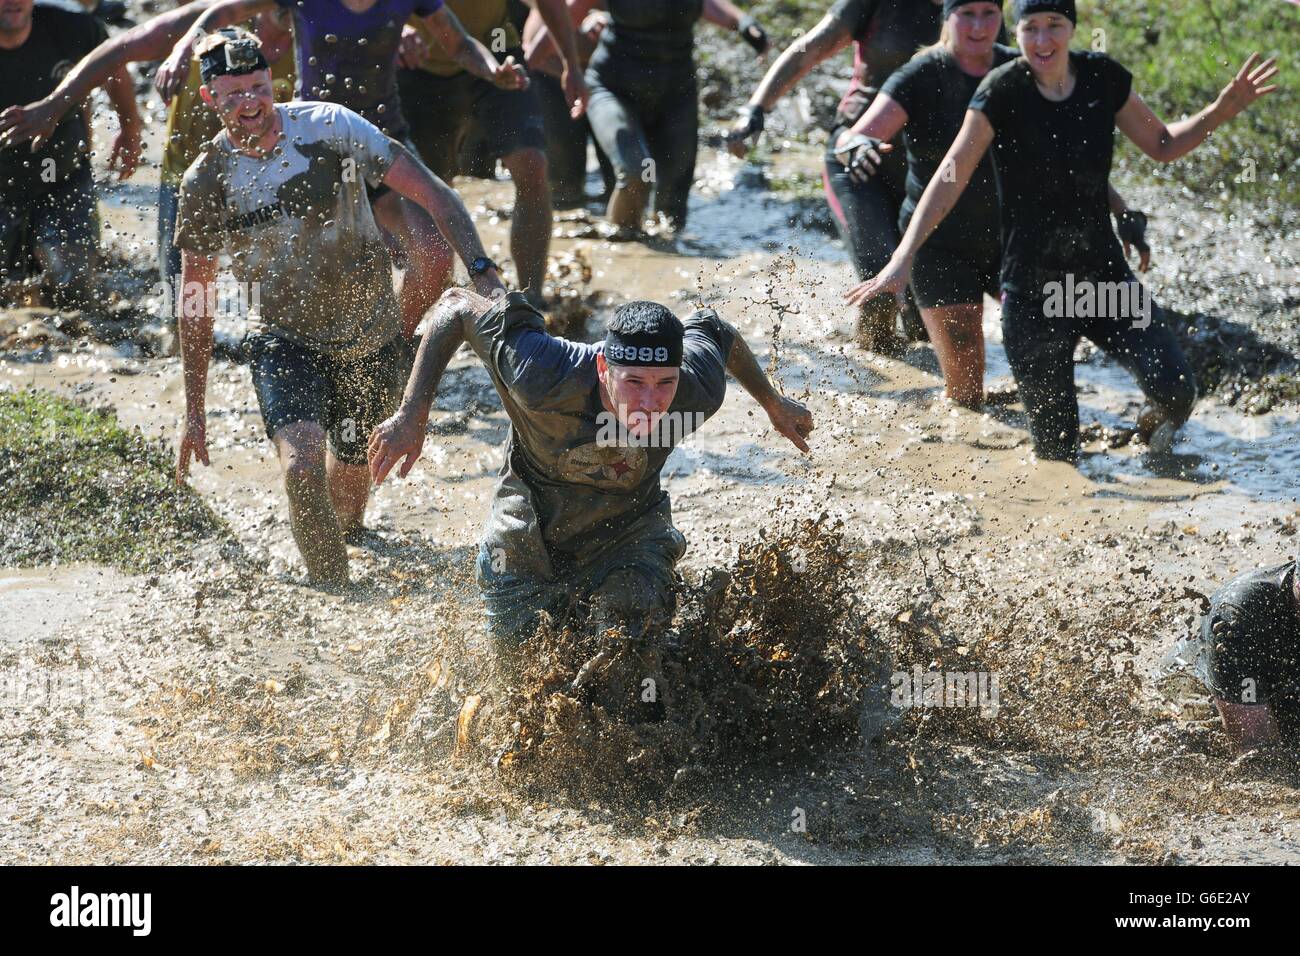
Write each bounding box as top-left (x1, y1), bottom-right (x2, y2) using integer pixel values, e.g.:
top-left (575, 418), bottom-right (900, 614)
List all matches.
top-left (412, 0), bottom-right (518, 78)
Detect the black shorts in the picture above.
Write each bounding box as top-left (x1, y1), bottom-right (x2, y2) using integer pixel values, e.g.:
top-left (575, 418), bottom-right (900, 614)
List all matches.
top-left (248, 332), bottom-right (414, 465)
top-left (397, 58), bottom-right (546, 181)
top-left (910, 241), bottom-right (1001, 310)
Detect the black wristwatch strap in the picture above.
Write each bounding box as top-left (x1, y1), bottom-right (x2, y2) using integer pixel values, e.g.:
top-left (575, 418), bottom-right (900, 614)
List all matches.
top-left (469, 256), bottom-right (499, 276)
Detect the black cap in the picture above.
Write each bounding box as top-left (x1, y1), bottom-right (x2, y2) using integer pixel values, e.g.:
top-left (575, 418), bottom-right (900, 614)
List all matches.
top-left (1013, 0), bottom-right (1076, 24)
top-left (944, 0), bottom-right (1004, 18)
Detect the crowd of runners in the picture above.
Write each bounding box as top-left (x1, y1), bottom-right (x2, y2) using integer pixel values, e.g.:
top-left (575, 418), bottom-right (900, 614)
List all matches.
top-left (0, 0), bottom-right (1292, 752)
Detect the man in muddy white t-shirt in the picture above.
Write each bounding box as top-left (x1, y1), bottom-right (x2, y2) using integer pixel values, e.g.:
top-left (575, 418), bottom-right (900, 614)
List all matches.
top-left (172, 28), bottom-right (505, 589)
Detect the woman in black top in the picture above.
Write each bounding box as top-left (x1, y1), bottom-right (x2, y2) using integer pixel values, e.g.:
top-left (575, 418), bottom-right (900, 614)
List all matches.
top-left (838, 0), bottom-right (1145, 408)
top-left (847, 0), bottom-right (1277, 462)
top-left (581, 0), bottom-right (769, 235)
top-left (730, 0), bottom-right (946, 353)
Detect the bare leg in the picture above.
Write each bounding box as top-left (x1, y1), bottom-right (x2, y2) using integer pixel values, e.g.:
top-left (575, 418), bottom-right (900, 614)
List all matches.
top-left (606, 177), bottom-right (650, 232)
top-left (921, 303), bottom-right (986, 409)
top-left (327, 450), bottom-right (372, 538)
top-left (273, 421), bottom-right (348, 587)
top-left (373, 191), bottom-right (456, 338)
top-left (500, 147), bottom-right (552, 298)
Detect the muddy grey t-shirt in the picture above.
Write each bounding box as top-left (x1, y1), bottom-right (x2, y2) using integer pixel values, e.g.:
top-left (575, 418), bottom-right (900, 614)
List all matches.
top-left (174, 101), bottom-right (401, 360)
top-left (465, 292), bottom-right (735, 579)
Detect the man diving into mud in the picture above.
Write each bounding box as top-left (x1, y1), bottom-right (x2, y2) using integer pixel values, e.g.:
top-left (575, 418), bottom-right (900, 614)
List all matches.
top-left (172, 28), bottom-right (506, 589)
top-left (368, 289), bottom-right (813, 645)
top-left (1178, 541), bottom-right (1300, 754)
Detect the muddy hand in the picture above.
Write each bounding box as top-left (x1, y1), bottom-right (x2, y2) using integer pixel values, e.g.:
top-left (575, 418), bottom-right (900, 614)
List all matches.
top-left (726, 104), bottom-right (764, 158)
top-left (154, 42), bottom-right (194, 102)
top-left (176, 415), bottom-right (210, 485)
top-left (109, 125), bottom-right (142, 181)
top-left (0, 100), bottom-right (63, 152)
top-left (766, 395), bottom-right (813, 454)
top-left (563, 67), bottom-right (588, 120)
top-left (833, 133), bottom-right (891, 185)
top-left (494, 56), bottom-right (529, 92)
top-left (398, 23), bottom-right (430, 70)
top-left (844, 257), bottom-right (911, 308)
top-left (1117, 208), bottom-right (1150, 272)
top-left (368, 409), bottom-right (427, 484)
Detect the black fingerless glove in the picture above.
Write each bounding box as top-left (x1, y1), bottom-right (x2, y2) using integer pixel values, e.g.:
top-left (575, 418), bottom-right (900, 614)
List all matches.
top-left (737, 15), bottom-right (769, 54)
top-left (1116, 208), bottom-right (1149, 252)
top-left (729, 103), bottom-right (765, 142)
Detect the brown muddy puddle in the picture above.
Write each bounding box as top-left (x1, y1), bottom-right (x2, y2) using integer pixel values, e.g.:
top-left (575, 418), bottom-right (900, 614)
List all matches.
top-left (3, 139), bottom-right (1300, 864)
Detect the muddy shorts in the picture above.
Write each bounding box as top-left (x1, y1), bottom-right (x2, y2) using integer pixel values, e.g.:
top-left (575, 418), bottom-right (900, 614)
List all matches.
top-left (910, 240), bottom-right (1001, 310)
top-left (396, 59), bottom-right (547, 181)
top-left (0, 165), bottom-right (99, 307)
top-left (475, 512), bottom-right (687, 648)
top-left (247, 331), bottom-right (414, 465)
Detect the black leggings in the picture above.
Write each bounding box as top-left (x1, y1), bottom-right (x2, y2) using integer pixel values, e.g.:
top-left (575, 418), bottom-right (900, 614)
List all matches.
top-left (585, 63), bottom-right (698, 229)
top-left (1001, 290), bottom-right (1198, 462)
top-left (535, 72), bottom-right (614, 203)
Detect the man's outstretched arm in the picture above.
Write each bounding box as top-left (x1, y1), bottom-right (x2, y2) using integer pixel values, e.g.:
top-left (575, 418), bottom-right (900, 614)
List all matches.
top-left (719, 319), bottom-right (813, 453)
top-left (368, 289), bottom-right (487, 483)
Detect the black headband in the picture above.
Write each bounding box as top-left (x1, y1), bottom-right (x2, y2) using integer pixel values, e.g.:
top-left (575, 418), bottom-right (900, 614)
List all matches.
top-left (1013, 0), bottom-right (1076, 24)
top-left (198, 32), bottom-right (270, 84)
top-left (603, 327), bottom-right (683, 368)
top-left (944, 0), bottom-right (1003, 18)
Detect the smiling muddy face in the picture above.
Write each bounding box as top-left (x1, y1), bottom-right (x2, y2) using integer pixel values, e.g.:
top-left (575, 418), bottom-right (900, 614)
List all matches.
top-left (597, 301), bottom-right (685, 441)
top-left (197, 30), bottom-right (278, 151)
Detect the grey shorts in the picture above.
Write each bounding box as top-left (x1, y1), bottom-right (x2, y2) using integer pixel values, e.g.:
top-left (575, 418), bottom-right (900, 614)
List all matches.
top-left (476, 509), bottom-right (687, 647)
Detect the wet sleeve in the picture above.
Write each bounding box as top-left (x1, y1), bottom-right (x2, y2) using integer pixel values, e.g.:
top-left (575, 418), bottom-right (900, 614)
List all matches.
top-left (464, 292), bottom-right (592, 409)
top-left (879, 52), bottom-right (929, 118)
top-left (671, 308), bottom-right (733, 420)
top-left (413, 0), bottom-right (444, 14)
top-left (172, 156), bottom-right (228, 256)
top-left (1101, 54), bottom-right (1134, 114)
top-left (326, 105), bottom-right (398, 187)
top-left (828, 0), bottom-right (878, 40)
top-left (968, 65), bottom-right (1008, 130)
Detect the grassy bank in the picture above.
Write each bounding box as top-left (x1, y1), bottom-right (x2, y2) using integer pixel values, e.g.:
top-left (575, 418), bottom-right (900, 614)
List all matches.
top-left (0, 389), bottom-right (228, 571)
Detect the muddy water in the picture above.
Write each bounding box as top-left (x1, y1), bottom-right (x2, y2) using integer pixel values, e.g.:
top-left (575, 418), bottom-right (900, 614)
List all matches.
top-left (3, 136), bottom-right (1300, 864)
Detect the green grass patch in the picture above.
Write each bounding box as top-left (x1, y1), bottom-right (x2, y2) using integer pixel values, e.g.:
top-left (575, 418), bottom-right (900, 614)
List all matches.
top-left (0, 388), bottom-right (229, 571)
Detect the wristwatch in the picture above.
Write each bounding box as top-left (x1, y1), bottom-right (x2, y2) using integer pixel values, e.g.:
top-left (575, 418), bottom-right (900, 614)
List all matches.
top-left (469, 256), bottom-right (499, 277)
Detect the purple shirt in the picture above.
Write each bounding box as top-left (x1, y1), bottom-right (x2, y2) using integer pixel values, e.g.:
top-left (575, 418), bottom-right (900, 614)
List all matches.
top-left (273, 0), bottom-right (443, 139)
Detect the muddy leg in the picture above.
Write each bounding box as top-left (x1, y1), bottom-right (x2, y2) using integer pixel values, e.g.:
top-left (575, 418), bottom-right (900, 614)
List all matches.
top-left (501, 147), bottom-right (552, 297)
top-left (855, 295), bottom-right (902, 357)
top-left (274, 421), bottom-right (348, 588)
top-left (922, 303), bottom-right (985, 408)
top-left (327, 451), bottom-right (371, 539)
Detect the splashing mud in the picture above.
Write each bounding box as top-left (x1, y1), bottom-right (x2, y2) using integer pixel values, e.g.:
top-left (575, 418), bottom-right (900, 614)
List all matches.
top-left (486, 516), bottom-right (872, 803)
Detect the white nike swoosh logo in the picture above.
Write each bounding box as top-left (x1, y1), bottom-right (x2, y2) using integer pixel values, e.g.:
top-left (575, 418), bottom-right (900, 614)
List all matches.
top-left (1088, 99), bottom-right (1101, 107)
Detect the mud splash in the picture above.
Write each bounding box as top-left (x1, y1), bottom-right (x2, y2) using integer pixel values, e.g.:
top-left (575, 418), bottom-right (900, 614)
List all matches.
top-left (485, 515), bottom-right (872, 803)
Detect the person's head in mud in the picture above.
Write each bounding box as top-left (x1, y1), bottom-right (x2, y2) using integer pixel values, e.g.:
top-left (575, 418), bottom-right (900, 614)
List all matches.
top-left (941, 1), bottom-right (1004, 58)
top-left (0, 0), bottom-right (33, 41)
top-left (197, 28), bottom-right (278, 153)
top-left (596, 301), bottom-right (685, 441)
top-left (1013, 0), bottom-right (1075, 79)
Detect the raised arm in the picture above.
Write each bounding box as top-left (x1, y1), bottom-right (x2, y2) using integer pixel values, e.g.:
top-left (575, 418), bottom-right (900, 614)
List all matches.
top-left (368, 289), bottom-right (485, 484)
top-left (720, 319), bottom-right (813, 453)
top-left (154, 0), bottom-right (276, 101)
top-left (844, 108), bottom-right (993, 305)
top-left (0, 1), bottom-right (210, 151)
top-left (728, 10), bottom-right (853, 153)
top-left (1116, 53), bottom-right (1277, 164)
top-left (418, 4), bottom-right (528, 91)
